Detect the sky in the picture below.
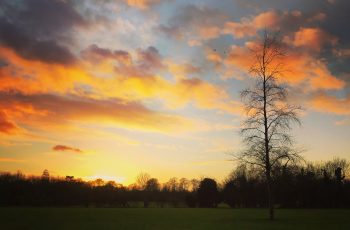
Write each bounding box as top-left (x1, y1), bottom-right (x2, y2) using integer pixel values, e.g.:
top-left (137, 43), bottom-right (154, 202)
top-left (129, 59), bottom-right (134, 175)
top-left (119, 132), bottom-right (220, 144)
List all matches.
top-left (0, 0), bottom-right (349, 185)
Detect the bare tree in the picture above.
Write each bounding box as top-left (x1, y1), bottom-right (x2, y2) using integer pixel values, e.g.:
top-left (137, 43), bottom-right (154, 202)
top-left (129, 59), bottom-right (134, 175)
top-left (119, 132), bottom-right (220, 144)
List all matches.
top-left (178, 178), bottom-right (190, 191)
top-left (136, 172), bottom-right (151, 190)
top-left (237, 31), bottom-right (302, 220)
top-left (189, 179), bottom-right (200, 192)
top-left (165, 177), bottom-right (178, 191)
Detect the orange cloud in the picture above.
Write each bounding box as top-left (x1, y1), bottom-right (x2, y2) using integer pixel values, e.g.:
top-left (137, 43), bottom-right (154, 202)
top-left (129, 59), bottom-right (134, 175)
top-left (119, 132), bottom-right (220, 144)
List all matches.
top-left (310, 93), bottom-right (350, 115)
top-left (0, 47), bottom-right (91, 95)
top-left (281, 52), bottom-right (344, 90)
top-left (253, 11), bottom-right (280, 28)
top-left (0, 92), bottom-right (194, 134)
top-left (223, 11), bottom-right (279, 38)
top-left (198, 26), bottom-right (222, 39)
top-left (81, 44), bottom-right (131, 65)
top-left (52, 145), bottom-right (83, 153)
top-left (0, 111), bottom-right (20, 134)
top-left (166, 61), bottom-right (201, 80)
top-left (171, 78), bottom-right (242, 114)
top-left (206, 50), bottom-right (222, 64)
top-left (0, 46), bottom-right (157, 99)
top-left (126, 0), bottom-right (160, 9)
top-left (223, 20), bottom-right (256, 39)
top-left (225, 45), bottom-right (254, 70)
top-left (289, 27), bottom-right (338, 51)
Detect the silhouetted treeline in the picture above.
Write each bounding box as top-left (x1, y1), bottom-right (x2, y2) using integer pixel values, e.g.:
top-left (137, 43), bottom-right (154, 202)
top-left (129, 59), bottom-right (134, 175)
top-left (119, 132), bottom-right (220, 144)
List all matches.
top-left (0, 158), bottom-right (349, 208)
top-left (222, 158), bottom-right (350, 208)
top-left (0, 173), bottom-right (197, 208)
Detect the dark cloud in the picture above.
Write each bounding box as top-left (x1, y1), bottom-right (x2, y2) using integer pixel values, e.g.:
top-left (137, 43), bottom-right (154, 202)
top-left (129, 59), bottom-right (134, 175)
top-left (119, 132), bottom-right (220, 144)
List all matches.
top-left (136, 46), bottom-right (163, 73)
top-left (81, 44), bottom-right (163, 77)
top-left (52, 145), bottom-right (83, 153)
top-left (315, 1), bottom-right (350, 82)
top-left (168, 4), bottom-right (225, 29)
top-left (0, 0), bottom-right (88, 65)
top-left (232, 0), bottom-right (350, 40)
top-left (0, 59), bottom-right (8, 68)
top-left (157, 25), bottom-right (183, 39)
top-left (233, 0), bottom-right (329, 13)
top-left (0, 22), bottom-right (76, 65)
top-left (179, 63), bottom-right (202, 75)
top-left (321, 0), bottom-right (350, 43)
top-left (113, 46), bottom-right (164, 77)
top-left (81, 44), bottom-right (131, 63)
top-left (157, 4), bottom-right (226, 40)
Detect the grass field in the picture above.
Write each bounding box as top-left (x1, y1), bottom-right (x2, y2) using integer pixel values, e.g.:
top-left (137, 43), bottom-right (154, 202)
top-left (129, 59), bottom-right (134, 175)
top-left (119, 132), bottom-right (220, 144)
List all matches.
top-left (0, 208), bottom-right (349, 230)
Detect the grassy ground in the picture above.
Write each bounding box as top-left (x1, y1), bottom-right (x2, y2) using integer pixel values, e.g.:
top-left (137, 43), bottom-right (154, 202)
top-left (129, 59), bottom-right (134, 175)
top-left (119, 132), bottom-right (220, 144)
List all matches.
top-left (0, 208), bottom-right (349, 230)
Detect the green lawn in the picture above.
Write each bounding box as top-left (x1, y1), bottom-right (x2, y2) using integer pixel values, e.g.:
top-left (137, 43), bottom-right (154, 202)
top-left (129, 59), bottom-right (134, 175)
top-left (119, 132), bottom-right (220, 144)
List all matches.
top-left (0, 208), bottom-right (349, 230)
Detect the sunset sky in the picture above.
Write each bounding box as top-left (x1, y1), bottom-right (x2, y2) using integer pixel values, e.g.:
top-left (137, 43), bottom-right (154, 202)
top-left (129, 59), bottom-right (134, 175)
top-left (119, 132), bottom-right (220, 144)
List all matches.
top-left (0, 0), bottom-right (349, 184)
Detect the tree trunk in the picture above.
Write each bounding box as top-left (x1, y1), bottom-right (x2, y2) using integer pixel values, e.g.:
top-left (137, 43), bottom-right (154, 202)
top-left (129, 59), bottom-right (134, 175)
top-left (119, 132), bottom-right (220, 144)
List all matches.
top-left (267, 177), bottom-right (274, 220)
top-left (261, 39), bottom-right (274, 220)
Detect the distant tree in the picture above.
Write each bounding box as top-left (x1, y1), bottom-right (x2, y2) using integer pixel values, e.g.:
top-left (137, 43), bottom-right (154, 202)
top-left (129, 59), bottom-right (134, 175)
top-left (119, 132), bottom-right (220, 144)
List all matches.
top-left (135, 173), bottom-right (151, 207)
top-left (106, 180), bottom-right (118, 188)
top-left (65, 176), bottom-right (74, 181)
top-left (42, 169), bottom-right (50, 180)
top-left (144, 178), bottom-right (160, 208)
top-left (136, 172), bottom-right (151, 190)
top-left (197, 178), bottom-right (219, 208)
top-left (324, 158), bottom-right (349, 179)
top-left (190, 179), bottom-right (200, 192)
top-left (223, 164), bottom-right (263, 208)
top-left (222, 180), bottom-right (236, 208)
top-left (178, 178), bottom-right (190, 191)
top-left (166, 177), bottom-right (178, 191)
top-left (15, 170), bottom-right (25, 180)
top-left (331, 158), bottom-right (349, 207)
top-left (93, 178), bottom-right (104, 187)
top-left (127, 183), bottom-right (138, 190)
top-left (145, 178), bottom-right (160, 192)
top-left (236, 31), bottom-right (302, 220)
top-left (335, 168), bottom-right (345, 183)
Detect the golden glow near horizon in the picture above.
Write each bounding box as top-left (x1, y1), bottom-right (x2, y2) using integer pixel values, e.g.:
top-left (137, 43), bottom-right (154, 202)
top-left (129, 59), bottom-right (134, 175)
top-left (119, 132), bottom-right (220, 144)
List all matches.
top-left (0, 0), bottom-right (349, 185)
